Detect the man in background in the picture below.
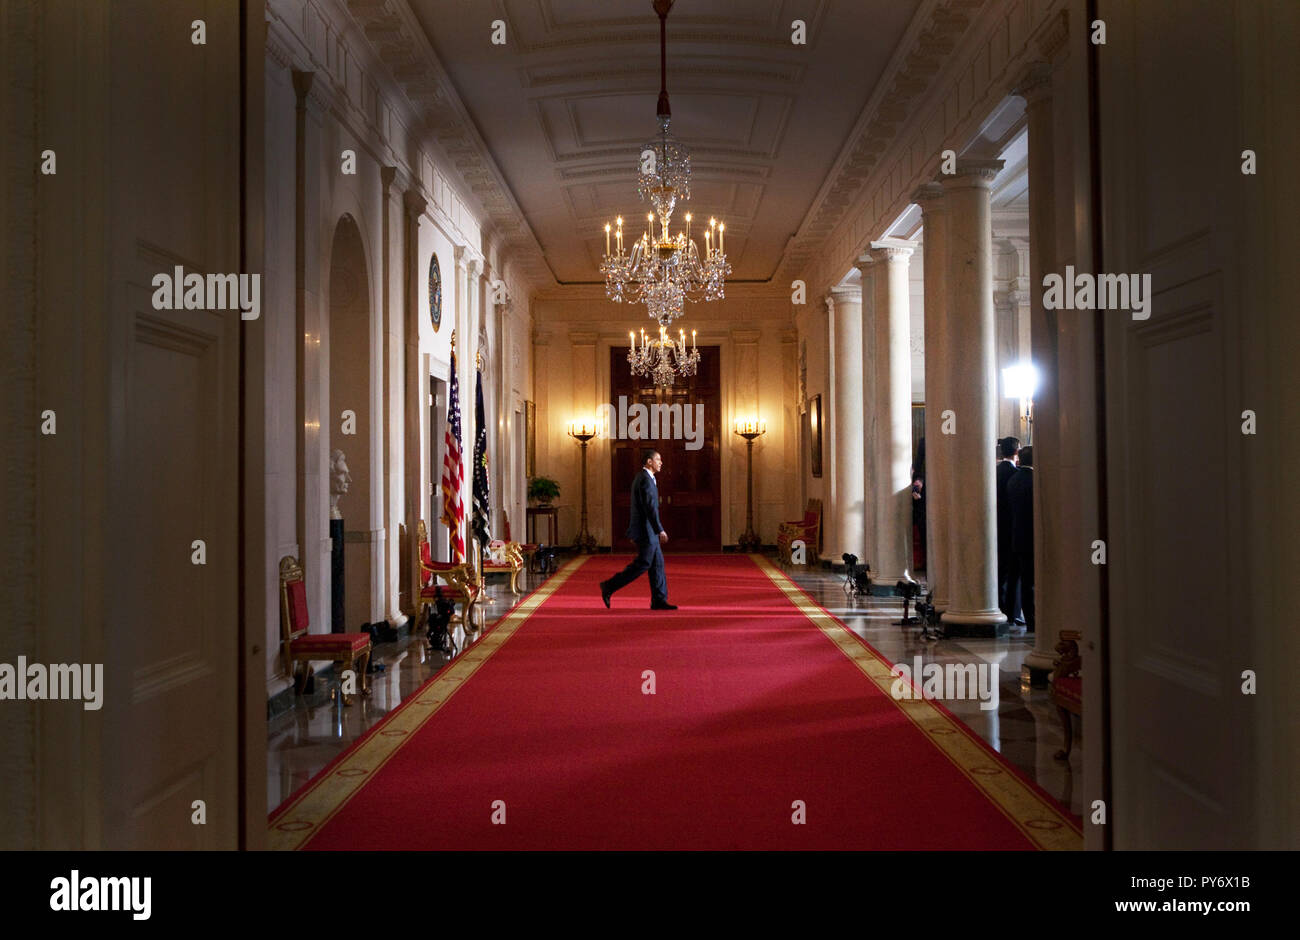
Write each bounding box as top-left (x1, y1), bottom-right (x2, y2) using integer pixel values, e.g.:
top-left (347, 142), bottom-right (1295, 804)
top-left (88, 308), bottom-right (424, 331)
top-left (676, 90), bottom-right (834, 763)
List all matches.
top-left (996, 437), bottom-right (1021, 623)
top-left (1007, 445), bottom-right (1034, 632)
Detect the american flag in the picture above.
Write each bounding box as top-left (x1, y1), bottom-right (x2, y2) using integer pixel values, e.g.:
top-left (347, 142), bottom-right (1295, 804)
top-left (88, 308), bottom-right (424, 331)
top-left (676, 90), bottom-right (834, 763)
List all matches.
top-left (440, 350), bottom-right (465, 563)
top-left (472, 365), bottom-right (491, 548)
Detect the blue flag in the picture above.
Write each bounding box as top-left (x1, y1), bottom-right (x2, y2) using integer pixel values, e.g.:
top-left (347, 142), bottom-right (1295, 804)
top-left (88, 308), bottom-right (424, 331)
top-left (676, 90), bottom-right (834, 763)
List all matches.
top-left (472, 364), bottom-right (491, 548)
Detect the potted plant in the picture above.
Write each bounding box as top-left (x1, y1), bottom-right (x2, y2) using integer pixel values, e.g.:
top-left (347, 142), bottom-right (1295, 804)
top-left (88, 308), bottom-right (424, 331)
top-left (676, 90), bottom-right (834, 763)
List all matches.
top-left (528, 476), bottom-right (561, 508)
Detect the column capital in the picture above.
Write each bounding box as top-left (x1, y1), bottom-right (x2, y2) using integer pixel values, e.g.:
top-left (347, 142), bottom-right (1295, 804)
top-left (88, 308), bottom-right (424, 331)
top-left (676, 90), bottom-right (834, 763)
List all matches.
top-left (868, 238), bottom-right (917, 263)
top-left (941, 159), bottom-right (1004, 189)
top-left (291, 68), bottom-right (333, 112)
top-left (568, 330), bottom-right (598, 347)
top-left (911, 181), bottom-right (946, 210)
top-left (730, 328), bottom-right (761, 344)
top-left (994, 287), bottom-right (1030, 311)
top-left (454, 245), bottom-right (484, 276)
top-left (829, 283), bottom-right (862, 304)
top-left (403, 187), bottom-right (426, 220)
top-left (1012, 62), bottom-right (1053, 105)
top-left (383, 165), bottom-right (415, 199)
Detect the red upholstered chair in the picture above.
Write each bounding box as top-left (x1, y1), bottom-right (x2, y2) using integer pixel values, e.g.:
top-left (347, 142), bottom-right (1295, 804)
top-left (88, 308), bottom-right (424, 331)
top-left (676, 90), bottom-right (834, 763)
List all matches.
top-left (416, 520), bottom-right (481, 633)
top-left (777, 498), bottom-right (822, 564)
top-left (279, 555), bottom-right (371, 704)
top-left (1049, 630), bottom-right (1082, 760)
top-left (481, 537), bottom-right (525, 595)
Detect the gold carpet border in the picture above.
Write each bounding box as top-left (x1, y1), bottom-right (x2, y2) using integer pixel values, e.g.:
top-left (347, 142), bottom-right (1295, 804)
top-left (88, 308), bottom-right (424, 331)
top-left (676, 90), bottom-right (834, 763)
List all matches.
top-left (751, 554), bottom-right (1082, 851)
top-left (268, 555), bottom-right (590, 850)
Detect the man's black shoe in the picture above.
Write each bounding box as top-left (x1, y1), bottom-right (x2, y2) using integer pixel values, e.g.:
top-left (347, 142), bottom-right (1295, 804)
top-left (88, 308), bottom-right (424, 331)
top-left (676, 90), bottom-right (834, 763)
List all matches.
top-left (650, 602), bottom-right (678, 610)
top-left (600, 581), bottom-right (612, 609)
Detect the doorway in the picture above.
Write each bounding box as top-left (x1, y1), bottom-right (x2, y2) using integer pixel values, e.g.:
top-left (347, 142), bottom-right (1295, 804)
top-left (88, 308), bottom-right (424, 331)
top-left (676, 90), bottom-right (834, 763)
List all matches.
top-left (429, 374), bottom-right (447, 563)
top-left (328, 214), bottom-right (374, 629)
top-left (609, 346), bottom-right (721, 551)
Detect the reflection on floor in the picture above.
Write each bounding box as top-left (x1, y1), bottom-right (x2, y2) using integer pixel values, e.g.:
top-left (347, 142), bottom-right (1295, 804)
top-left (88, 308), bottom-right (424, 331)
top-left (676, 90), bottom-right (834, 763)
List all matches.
top-left (267, 554), bottom-right (1083, 820)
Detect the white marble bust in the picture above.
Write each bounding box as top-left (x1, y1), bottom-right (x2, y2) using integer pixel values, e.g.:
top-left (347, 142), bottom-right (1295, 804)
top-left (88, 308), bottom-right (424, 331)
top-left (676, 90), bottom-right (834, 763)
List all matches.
top-left (329, 449), bottom-right (351, 520)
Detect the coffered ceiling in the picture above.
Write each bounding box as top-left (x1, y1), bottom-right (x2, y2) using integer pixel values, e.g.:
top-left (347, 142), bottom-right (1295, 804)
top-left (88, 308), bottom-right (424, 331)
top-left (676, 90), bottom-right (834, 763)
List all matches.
top-left (406, 0), bottom-right (921, 286)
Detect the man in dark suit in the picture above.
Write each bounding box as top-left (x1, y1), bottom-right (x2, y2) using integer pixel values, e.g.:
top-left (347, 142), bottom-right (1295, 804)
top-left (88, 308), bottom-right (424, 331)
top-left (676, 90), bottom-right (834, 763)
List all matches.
top-left (1007, 445), bottom-right (1034, 631)
top-left (600, 448), bottom-right (676, 610)
top-left (996, 437), bottom-right (1021, 622)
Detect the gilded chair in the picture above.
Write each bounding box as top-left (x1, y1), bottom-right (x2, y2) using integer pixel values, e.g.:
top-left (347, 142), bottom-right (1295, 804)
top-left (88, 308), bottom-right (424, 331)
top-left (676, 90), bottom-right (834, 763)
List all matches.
top-left (1049, 630), bottom-right (1082, 760)
top-left (777, 498), bottom-right (822, 564)
top-left (416, 520), bottom-right (481, 632)
top-left (279, 555), bottom-right (371, 704)
top-left (482, 538), bottom-right (526, 595)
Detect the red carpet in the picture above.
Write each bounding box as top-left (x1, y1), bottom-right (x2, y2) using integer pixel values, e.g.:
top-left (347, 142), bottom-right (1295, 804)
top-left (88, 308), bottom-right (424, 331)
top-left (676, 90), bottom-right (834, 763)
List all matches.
top-left (270, 554), bottom-right (1080, 850)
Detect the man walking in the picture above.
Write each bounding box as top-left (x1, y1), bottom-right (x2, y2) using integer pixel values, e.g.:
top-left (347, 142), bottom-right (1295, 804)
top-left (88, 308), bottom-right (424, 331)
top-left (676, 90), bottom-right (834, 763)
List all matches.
top-left (600, 449), bottom-right (676, 610)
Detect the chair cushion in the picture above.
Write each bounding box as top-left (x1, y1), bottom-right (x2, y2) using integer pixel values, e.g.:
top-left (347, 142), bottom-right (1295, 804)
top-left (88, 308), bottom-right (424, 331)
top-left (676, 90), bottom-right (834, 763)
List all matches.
top-left (1052, 676), bottom-right (1082, 708)
top-left (426, 561), bottom-right (465, 573)
top-left (286, 580), bottom-right (310, 633)
top-left (290, 632), bottom-right (370, 655)
top-left (483, 559), bottom-right (520, 570)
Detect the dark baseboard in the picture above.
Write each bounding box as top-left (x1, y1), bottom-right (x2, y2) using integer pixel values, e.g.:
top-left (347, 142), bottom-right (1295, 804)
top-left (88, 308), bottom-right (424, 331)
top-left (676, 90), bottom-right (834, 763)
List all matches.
top-left (941, 619), bottom-right (1014, 639)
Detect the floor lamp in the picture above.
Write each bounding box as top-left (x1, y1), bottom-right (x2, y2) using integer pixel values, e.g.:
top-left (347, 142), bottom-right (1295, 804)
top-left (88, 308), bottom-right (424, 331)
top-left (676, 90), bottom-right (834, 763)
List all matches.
top-left (1002, 362), bottom-right (1039, 446)
top-left (734, 418), bottom-right (766, 552)
top-left (568, 419), bottom-right (598, 553)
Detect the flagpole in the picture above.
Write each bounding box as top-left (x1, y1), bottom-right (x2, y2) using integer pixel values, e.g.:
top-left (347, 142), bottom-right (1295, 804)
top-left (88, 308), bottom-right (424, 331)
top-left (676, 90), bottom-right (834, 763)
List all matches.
top-left (473, 353), bottom-right (495, 603)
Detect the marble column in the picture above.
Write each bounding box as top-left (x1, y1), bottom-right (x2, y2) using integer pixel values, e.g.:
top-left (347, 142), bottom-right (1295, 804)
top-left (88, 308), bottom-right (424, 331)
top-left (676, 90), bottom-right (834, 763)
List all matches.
top-left (827, 286), bottom-right (865, 558)
top-left (1016, 61), bottom-right (1064, 678)
top-left (864, 239), bottom-right (916, 583)
top-left (993, 238), bottom-right (1030, 441)
top-left (291, 69), bottom-right (333, 628)
top-left (401, 186), bottom-right (425, 612)
top-left (941, 159), bottom-right (1006, 630)
top-left (913, 183), bottom-right (951, 609)
top-left (850, 261), bottom-right (876, 570)
top-left (380, 165), bottom-right (403, 624)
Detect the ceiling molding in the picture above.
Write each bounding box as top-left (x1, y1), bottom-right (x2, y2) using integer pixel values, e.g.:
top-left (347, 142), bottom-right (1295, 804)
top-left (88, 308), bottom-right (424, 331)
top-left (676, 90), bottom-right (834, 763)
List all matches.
top-left (342, 0), bottom-right (557, 290)
top-left (775, 0), bottom-right (987, 284)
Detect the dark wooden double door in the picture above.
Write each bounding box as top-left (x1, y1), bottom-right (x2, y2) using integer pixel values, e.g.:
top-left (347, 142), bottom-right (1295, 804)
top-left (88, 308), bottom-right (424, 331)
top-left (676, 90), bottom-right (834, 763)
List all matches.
top-left (609, 346), bottom-right (721, 551)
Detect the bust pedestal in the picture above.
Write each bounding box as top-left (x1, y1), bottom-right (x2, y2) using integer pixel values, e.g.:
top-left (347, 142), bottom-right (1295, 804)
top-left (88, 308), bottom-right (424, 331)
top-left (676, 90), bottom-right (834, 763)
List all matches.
top-left (330, 517), bottom-right (344, 633)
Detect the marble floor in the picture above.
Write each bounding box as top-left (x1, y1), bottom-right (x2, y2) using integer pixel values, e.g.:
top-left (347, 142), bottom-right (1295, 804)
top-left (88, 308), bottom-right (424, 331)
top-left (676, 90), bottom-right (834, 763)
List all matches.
top-left (267, 554), bottom-right (1082, 822)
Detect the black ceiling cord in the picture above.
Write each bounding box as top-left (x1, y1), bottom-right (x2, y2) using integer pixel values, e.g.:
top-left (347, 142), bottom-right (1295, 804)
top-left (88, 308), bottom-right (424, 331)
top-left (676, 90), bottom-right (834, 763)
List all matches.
top-left (653, 0), bottom-right (675, 119)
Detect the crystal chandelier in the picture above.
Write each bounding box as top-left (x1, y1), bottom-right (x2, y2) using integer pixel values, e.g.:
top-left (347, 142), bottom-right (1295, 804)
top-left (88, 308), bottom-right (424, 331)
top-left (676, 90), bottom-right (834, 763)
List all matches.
top-left (601, 0), bottom-right (730, 334)
top-left (627, 325), bottom-right (700, 390)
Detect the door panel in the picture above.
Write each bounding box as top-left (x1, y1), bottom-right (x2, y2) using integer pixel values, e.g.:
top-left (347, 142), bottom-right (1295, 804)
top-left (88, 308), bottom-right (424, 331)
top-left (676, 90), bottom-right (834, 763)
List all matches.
top-left (100, 0), bottom-right (241, 848)
top-left (1098, 0), bottom-right (1255, 848)
top-left (610, 347), bottom-right (721, 551)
